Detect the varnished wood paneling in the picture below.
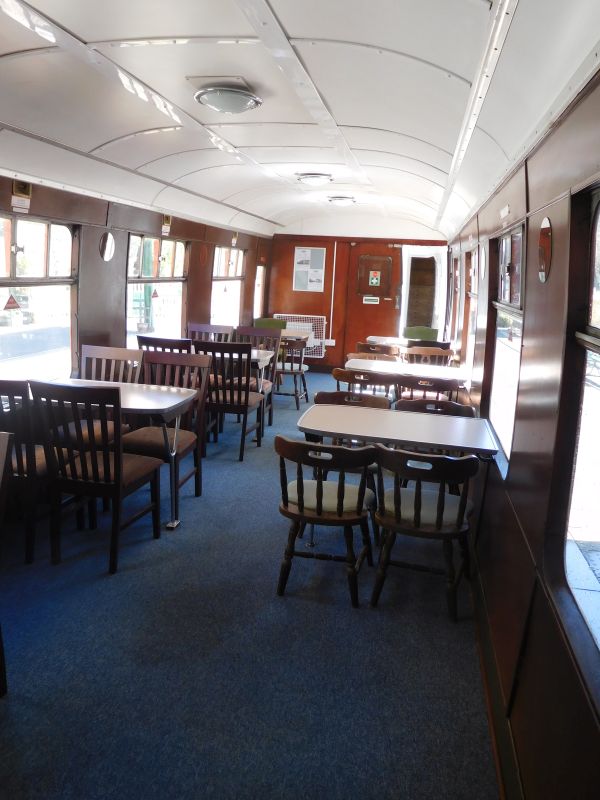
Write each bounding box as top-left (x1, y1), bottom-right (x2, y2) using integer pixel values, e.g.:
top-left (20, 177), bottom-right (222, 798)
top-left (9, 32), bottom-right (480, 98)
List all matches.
top-left (169, 217), bottom-right (206, 241)
top-left (478, 167), bottom-right (527, 239)
top-left (528, 72), bottom-right (600, 211)
top-left (477, 468), bottom-right (536, 707)
top-left (509, 583), bottom-right (600, 799)
top-left (186, 240), bottom-right (213, 325)
top-left (506, 199), bottom-right (570, 563)
top-left (106, 203), bottom-right (162, 236)
top-left (0, 177), bottom-right (108, 225)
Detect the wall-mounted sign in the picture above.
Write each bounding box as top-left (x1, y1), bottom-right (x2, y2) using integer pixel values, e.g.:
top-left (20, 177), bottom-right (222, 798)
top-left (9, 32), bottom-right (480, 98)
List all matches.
top-left (368, 270), bottom-right (381, 287)
top-left (363, 296), bottom-right (380, 304)
top-left (162, 215), bottom-right (172, 236)
top-left (293, 247), bottom-right (326, 292)
top-left (11, 180), bottom-right (31, 214)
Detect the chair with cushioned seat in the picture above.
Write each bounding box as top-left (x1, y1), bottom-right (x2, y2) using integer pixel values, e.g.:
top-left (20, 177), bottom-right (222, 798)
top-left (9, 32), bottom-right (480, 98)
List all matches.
top-left (333, 366), bottom-right (398, 400)
top-left (399, 345), bottom-right (454, 365)
top-left (275, 338), bottom-right (310, 409)
top-left (395, 374), bottom-right (461, 402)
top-left (274, 435), bottom-right (377, 607)
top-left (234, 326), bottom-right (281, 431)
top-left (80, 345), bottom-right (143, 383)
top-left (122, 351), bottom-right (211, 512)
top-left (371, 444), bottom-right (480, 619)
top-left (30, 381), bottom-right (162, 574)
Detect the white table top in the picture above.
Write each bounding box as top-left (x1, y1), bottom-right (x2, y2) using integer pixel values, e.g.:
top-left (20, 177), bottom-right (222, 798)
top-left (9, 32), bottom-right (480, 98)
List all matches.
top-left (345, 358), bottom-right (468, 382)
top-left (54, 378), bottom-right (197, 417)
top-left (366, 335), bottom-right (452, 347)
top-left (251, 349), bottom-right (274, 369)
top-left (297, 404), bottom-right (498, 456)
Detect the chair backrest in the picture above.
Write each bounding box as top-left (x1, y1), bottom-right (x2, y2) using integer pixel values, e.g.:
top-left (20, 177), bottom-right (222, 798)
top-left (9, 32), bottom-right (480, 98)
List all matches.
top-left (278, 338), bottom-right (307, 372)
top-left (193, 341), bottom-right (254, 410)
top-left (253, 317), bottom-right (287, 330)
top-left (356, 341), bottom-right (400, 357)
top-left (187, 322), bottom-right (234, 342)
top-left (30, 381), bottom-right (123, 487)
top-left (399, 345), bottom-right (453, 366)
top-left (275, 435), bottom-right (377, 519)
top-left (375, 444), bottom-right (479, 533)
top-left (141, 351), bottom-right (211, 431)
top-left (394, 398), bottom-right (475, 417)
top-left (332, 367), bottom-right (397, 396)
top-left (395, 374), bottom-right (461, 401)
top-left (402, 326), bottom-right (438, 341)
top-left (80, 345), bottom-right (143, 383)
top-left (235, 326), bottom-right (282, 382)
top-left (0, 379), bottom-right (36, 478)
top-left (346, 352), bottom-right (397, 362)
top-left (315, 390), bottom-right (391, 410)
top-left (137, 335), bottom-right (192, 353)
top-left (403, 339), bottom-right (451, 350)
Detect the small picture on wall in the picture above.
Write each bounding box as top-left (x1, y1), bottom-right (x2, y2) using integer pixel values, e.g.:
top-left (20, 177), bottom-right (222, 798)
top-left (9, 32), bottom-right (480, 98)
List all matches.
top-left (293, 247), bottom-right (326, 292)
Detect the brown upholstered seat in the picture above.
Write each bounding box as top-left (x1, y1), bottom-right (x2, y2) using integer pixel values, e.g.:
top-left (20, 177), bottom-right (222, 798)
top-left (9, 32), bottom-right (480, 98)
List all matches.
top-left (234, 326), bottom-right (281, 431)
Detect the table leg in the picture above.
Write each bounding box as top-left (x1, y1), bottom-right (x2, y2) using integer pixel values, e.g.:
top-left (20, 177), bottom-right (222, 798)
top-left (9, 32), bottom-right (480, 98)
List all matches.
top-left (162, 416), bottom-right (181, 529)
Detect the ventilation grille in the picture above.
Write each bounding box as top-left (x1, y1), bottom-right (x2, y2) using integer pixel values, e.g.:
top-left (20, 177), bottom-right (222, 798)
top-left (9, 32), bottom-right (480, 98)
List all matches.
top-left (273, 314), bottom-right (326, 358)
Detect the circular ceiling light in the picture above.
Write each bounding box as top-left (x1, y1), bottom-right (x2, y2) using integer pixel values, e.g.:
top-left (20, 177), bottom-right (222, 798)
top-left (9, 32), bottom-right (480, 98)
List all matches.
top-left (193, 85), bottom-right (262, 114)
top-left (328, 195), bottom-right (355, 206)
top-left (296, 172), bottom-right (333, 186)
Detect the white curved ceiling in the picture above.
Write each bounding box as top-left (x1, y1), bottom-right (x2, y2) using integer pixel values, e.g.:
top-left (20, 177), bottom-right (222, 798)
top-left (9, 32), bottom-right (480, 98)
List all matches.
top-left (0, 0), bottom-right (599, 240)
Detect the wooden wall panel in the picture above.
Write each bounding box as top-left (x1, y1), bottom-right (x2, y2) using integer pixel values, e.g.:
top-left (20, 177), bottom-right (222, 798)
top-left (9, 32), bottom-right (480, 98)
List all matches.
top-left (477, 469), bottom-right (536, 706)
top-left (509, 584), bottom-right (600, 799)
top-left (77, 226), bottom-right (128, 352)
top-left (0, 177), bottom-right (108, 225)
top-left (478, 167), bottom-right (527, 239)
top-left (106, 204), bottom-right (161, 236)
top-left (528, 73), bottom-right (600, 211)
top-left (186, 240), bottom-right (213, 325)
top-left (506, 199), bottom-right (570, 563)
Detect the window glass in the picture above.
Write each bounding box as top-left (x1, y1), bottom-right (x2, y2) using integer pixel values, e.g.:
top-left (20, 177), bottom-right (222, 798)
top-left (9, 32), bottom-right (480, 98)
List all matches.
top-left (141, 238), bottom-right (159, 278)
top-left (565, 349), bottom-right (600, 647)
top-left (213, 247), bottom-right (243, 277)
top-left (498, 229), bottom-right (522, 307)
top-left (254, 265), bottom-right (265, 321)
top-left (489, 310), bottom-right (522, 458)
top-left (210, 280), bottom-right (241, 326)
top-left (48, 224), bottom-right (72, 277)
top-left (0, 284), bottom-right (72, 379)
top-left (0, 217), bottom-right (10, 278)
top-left (127, 235), bottom-right (142, 277)
top-left (173, 241), bottom-right (185, 277)
top-left (15, 219), bottom-right (46, 278)
top-left (159, 240), bottom-right (175, 277)
top-left (589, 209), bottom-right (600, 328)
top-left (126, 281), bottom-right (183, 348)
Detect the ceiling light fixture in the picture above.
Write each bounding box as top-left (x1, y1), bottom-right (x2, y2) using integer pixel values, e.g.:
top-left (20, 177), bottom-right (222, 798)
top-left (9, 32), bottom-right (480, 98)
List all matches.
top-left (328, 195), bottom-right (355, 206)
top-left (193, 85), bottom-right (262, 114)
top-left (296, 172), bottom-right (333, 186)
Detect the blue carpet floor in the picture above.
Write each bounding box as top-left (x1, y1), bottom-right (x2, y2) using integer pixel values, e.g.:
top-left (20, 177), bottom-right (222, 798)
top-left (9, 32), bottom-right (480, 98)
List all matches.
top-left (0, 373), bottom-right (498, 799)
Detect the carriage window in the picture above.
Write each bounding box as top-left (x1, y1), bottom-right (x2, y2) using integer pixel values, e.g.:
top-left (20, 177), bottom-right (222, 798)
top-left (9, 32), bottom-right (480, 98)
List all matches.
top-left (126, 235), bottom-right (186, 347)
top-left (498, 228), bottom-right (522, 307)
top-left (211, 246), bottom-right (244, 326)
top-left (489, 309), bottom-right (522, 462)
top-left (0, 217), bottom-right (74, 380)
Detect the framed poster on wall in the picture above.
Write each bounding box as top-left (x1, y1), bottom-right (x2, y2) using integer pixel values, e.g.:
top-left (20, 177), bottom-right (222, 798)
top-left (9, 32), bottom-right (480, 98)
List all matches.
top-left (293, 247), bottom-right (326, 292)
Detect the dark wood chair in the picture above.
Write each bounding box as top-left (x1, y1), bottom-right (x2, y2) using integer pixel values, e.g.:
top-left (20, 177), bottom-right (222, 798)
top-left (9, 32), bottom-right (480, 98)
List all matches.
top-left (394, 398), bottom-right (475, 417)
top-left (234, 326), bottom-right (282, 430)
top-left (0, 379), bottom-right (47, 563)
top-left (371, 444), bottom-right (480, 620)
top-left (395, 374), bottom-right (461, 402)
top-left (332, 367), bottom-right (397, 399)
top-left (122, 351), bottom-right (211, 512)
top-left (80, 345), bottom-right (143, 383)
top-left (314, 390), bottom-right (391, 410)
top-left (346, 351), bottom-right (397, 362)
top-left (0, 431), bottom-right (13, 697)
top-left (30, 381), bottom-right (162, 574)
top-left (274, 435), bottom-right (377, 607)
top-left (356, 341), bottom-right (400, 358)
top-left (275, 338), bottom-right (310, 409)
top-left (399, 345), bottom-right (454, 365)
top-left (137, 335), bottom-right (193, 353)
top-left (187, 322), bottom-right (234, 343)
top-left (192, 341), bottom-right (263, 461)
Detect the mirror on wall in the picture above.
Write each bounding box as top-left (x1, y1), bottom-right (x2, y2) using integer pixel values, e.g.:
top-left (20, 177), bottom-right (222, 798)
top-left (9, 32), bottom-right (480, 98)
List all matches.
top-left (99, 231), bottom-right (115, 262)
top-left (538, 217), bottom-right (552, 283)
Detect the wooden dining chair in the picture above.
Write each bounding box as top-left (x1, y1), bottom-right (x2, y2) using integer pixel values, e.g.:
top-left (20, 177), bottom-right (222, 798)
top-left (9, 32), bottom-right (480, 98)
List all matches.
top-left (356, 341), bottom-right (400, 358)
top-left (399, 345), bottom-right (454, 365)
top-left (0, 431), bottom-right (12, 696)
top-left (122, 351), bottom-right (211, 510)
top-left (346, 352), bottom-right (397, 362)
top-left (0, 379), bottom-right (47, 563)
top-left (192, 341), bottom-right (263, 461)
top-left (234, 326), bottom-right (281, 430)
top-left (30, 381), bottom-right (162, 574)
top-left (187, 322), bottom-right (234, 343)
top-left (274, 435), bottom-right (377, 607)
top-left (396, 374), bottom-right (461, 402)
top-left (80, 345), bottom-right (143, 383)
top-left (371, 444), bottom-right (480, 620)
top-left (332, 367), bottom-right (398, 399)
top-left (394, 398), bottom-right (475, 417)
top-left (137, 335), bottom-right (193, 353)
top-left (275, 338), bottom-right (310, 409)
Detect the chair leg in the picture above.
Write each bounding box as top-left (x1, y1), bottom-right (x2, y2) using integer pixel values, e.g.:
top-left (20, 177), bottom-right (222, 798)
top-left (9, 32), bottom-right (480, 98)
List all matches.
top-left (359, 519), bottom-right (373, 567)
top-left (443, 539), bottom-right (458, 621)
top-left (50, 489), bottom-right (62, 565)
top-left (256, 404), bottom-right (262, 448)
top-left (344, 525), bottom-right (359, 607)
top-left (151, 470), bottom-right (161, 539)
top-left (277, 520), bottom-right (300, 596)
top-left (108, 499), bottom-right (122, 575)
top-left (293, 375), bottom-right (300, 410)
top-left (302, 373), bottom-right (309, 403)
top-left (370, 529), bottom-right (396, 606)
top-left (193, 445), bottom-right (202, 497)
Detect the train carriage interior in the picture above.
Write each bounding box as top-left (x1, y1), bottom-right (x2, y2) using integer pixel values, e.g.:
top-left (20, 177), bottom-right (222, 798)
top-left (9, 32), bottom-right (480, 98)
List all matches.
top-left (0, 0), bottom-right (600, 797)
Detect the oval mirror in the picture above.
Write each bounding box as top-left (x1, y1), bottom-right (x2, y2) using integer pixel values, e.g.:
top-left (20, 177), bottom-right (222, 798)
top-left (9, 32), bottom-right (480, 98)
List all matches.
top-left (538, 217), bottom-right (552, 283)
top-left (99, 231), bottom-right (115, 262)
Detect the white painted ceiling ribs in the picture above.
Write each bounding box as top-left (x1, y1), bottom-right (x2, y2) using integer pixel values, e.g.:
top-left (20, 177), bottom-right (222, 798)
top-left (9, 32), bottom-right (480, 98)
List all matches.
top-left (0, 0), bottom-right (599, 239)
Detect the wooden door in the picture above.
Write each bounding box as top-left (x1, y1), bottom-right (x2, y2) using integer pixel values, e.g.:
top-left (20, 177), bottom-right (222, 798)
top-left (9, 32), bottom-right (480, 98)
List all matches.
top-left (343, 243), bottom-right (402, 355)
